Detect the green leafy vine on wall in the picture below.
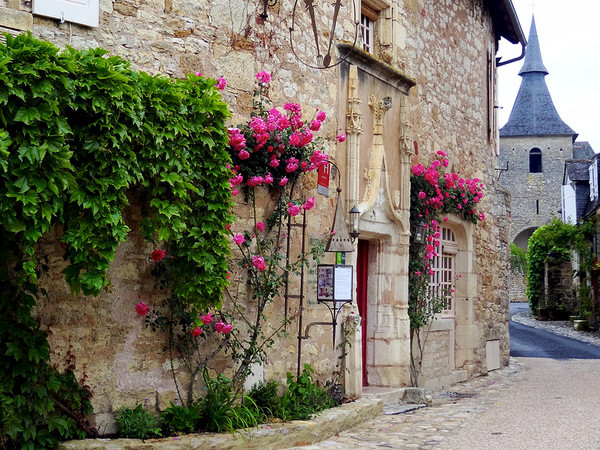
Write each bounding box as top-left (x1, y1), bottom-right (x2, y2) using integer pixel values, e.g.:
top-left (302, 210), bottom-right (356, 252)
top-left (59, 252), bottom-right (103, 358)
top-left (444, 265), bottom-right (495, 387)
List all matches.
top-left (0, 32), bottom-right (232, 448)
top-left (526, 217), bottom-right (594, 312)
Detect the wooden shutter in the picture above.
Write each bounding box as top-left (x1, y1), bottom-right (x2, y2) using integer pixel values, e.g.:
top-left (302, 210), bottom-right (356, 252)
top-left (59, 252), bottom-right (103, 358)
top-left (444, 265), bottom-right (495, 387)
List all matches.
top-left (33, 0), bottom-right (99, 27)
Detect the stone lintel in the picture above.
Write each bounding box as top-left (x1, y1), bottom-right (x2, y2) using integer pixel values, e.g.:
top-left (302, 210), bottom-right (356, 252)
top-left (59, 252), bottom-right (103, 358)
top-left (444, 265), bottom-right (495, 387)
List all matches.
top-left (337, 42), bottom-right (416, 94)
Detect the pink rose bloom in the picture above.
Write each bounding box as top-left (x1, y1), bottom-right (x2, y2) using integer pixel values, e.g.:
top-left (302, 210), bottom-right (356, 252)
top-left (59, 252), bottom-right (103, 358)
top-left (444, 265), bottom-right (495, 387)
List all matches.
top-left (201, 313), bottom-right (213, 325)
top-left (302, 197), bottom-right (315, 211)
top-left (279, 177), bottom-right (288, 186)
top-left (437, 150), bottom-right (447, 157)
top-left (442, 159), bottom-right (449, 168)
top-left (288, 204), bottom-right (301, 216)
top-left (309, 120), bottom-right (321, 131)
top-left (191, 327), bottom-right (203, 337)
top-left (264, 174), bottom-right (274, 184)
top-left (255, 71), bottom-right (271, 83)
top-left (286, 162), bottom-right (298, 173)
top-left (479, 213), bottom-right (486, 221)
top-left (151, 249), bottom-right (166, 262)
top-left (418, 191), bottom-right (426, 200)
top-left (289, 133), bottom-right (301, 147)
top-left (135, 301), bottom-right (150, 316)
top-left (316, 110), bottom-right (326, 122)
top-left (239, 149), bottom-right (250, 160)
top-left (256, 221), bottom-right (265, 231)
top-left (195, 71), bottom-right (202, 77)
top-left (222, 323), bottom-right (233, 334)
top-left (270, 159), bottom-right (280, 168)
top-left (300, 161), bottom-right (308, 170)
top-left (232, 190), bottom-right (238, 196)
top-left (216, 77), bottom-right (226, 90)
top-left (233, 234), bottom-right (245, 245)
top-left (253, 255), bottom-right (266, 271)
top-left (336, 133), bottom-right (346, 143)
top-left (247, 176), bottom-right (264, 187)
top-left (214, 322), bottom-right (225, 333)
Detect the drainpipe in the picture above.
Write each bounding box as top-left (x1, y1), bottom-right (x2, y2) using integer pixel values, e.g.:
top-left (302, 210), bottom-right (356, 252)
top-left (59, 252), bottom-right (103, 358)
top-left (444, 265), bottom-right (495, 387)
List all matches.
top-left (497, 0), bottom-right (527, 67)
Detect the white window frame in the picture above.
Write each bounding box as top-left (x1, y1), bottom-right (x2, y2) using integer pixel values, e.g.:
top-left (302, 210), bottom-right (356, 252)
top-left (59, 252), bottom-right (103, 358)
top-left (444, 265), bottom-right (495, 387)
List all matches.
top-left (360, 13), bottom-right (374, 54)
top-left (33, 0), bottom-right (99, 28)
top-left (429, 227), bottom-right (457, 317)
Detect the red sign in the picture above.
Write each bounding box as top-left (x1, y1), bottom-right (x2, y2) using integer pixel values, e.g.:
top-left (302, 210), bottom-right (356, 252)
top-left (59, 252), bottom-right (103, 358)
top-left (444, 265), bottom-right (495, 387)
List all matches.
top-left (317, 163), bottom-right (330, 196)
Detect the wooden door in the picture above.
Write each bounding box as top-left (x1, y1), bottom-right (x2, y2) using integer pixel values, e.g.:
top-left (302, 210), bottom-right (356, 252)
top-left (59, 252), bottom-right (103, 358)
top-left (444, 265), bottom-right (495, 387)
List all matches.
top-left (357, 239), bottom-right (369, 386)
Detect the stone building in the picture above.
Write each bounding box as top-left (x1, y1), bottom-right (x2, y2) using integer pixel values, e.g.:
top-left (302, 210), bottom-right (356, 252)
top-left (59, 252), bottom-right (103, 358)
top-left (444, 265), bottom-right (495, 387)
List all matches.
top-left (1, 0), bottom-right (521, 431)
top-left (499, 15), bottom-right (593, 248)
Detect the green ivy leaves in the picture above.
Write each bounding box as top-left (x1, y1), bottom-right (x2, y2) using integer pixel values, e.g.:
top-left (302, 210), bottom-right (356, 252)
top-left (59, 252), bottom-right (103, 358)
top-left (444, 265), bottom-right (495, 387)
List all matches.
top-left (1, 32), bottom-right (234, 448)
top-left (0, 32), bottom-right (232, 306)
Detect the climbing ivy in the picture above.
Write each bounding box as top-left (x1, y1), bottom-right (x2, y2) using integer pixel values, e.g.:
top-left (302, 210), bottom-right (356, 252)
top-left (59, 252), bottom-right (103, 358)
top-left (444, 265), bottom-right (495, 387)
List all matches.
top-left (526, 217), bottom-right (594, 311)
top-left (0, 32), bottom-right (232, 447)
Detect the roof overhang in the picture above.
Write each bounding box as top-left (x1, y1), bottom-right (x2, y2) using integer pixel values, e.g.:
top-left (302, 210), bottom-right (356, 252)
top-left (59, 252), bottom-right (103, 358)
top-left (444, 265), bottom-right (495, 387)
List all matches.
top-left (486, 0), bottom-right (526, 45)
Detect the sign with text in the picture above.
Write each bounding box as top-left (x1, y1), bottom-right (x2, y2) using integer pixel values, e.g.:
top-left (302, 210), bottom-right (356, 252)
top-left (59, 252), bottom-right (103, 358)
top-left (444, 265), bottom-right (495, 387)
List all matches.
top-left (317, 163), bottom-right (330, 196)
top-left (316, 264), bottom-right (353, 302)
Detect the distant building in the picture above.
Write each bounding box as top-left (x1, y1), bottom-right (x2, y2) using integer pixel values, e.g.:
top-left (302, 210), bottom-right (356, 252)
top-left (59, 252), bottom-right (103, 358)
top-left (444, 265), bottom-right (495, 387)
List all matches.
top-left (499, 16), bottom-right (593, 248)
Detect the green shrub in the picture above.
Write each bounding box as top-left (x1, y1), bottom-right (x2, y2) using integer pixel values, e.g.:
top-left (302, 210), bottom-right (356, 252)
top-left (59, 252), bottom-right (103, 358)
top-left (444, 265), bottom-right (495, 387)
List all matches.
top-left (197, 370), bottom-right (258, 434)
top-left (160, 402), bottom-right (202, 434)
top-left (114, 404), bottom-right (162, 439)
top-left (281, 364), bottom-right (335, 421)
top-left (246, 380), bottom-right (282, 420)
top-left (510, 243), bottom-right (527, 272)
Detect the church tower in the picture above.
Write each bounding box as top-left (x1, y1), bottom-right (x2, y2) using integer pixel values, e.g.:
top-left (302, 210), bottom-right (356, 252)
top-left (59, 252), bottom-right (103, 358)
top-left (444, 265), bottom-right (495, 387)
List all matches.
top-left (499, 16), bottom-right (579, 248)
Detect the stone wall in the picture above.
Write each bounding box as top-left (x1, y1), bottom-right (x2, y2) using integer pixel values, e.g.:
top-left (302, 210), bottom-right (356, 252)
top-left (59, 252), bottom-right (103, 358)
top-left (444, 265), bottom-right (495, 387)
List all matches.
top-left (509, 269), bottom-right (527, 303)
top-left (1, 0), bottom-right (513, 425)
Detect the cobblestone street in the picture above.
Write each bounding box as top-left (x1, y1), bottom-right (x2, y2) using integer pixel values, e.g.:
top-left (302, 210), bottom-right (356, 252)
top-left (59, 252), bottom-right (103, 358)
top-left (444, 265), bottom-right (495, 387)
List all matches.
top-left (296, 309), bottom-right (600, 449)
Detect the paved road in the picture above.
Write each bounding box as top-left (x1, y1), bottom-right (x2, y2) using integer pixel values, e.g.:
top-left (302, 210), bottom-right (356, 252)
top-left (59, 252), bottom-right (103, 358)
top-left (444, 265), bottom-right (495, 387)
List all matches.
top-left (298, 304), bottom-right (600, 449)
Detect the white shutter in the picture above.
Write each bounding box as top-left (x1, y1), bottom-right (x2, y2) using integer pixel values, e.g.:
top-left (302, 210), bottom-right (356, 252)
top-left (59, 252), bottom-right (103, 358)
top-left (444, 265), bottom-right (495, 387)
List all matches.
top-left (33, 0), bottom-right (99, 28)
top-left (561, 184), bottom-right (577, 225)
top-left (590, 161), bottom-right (598, 201)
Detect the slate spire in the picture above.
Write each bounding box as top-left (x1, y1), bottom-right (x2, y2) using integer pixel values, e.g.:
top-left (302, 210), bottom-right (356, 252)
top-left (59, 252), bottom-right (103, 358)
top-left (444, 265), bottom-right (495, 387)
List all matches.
top-left (499, 16), bottom-right (577, 138)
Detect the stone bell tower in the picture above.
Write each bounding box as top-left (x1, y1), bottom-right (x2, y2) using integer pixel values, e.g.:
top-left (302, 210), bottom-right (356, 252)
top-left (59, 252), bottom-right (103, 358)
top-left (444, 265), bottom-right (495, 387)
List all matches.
top-left (499, 16), bottom-right (578, 248)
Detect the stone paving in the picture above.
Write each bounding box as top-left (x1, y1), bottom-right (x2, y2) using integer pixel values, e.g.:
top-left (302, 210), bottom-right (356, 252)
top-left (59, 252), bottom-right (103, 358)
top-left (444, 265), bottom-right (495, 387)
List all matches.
top-left (295, 309), bottom-right (600, 449)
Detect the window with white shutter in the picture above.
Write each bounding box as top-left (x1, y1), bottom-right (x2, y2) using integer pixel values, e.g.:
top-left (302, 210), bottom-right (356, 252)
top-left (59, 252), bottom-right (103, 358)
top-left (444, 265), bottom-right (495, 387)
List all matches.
top-left (561, 184), bottom-right (577, 225)
top-left (33, 0), bottom-right (99, 28)
top-left (589, 160), bottom-right (598, 201)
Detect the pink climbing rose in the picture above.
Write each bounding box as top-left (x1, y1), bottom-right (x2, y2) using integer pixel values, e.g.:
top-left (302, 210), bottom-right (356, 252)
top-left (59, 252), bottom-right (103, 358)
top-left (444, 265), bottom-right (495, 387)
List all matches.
top-left (151, 249), bottom-right (165, 262)
top-left (255, 71), bottom-right (271, 83)
top-left (135, 301), bottom-right (150, 316)
top-left (233, 234), bottom-right (246, 245)
top-left (302, 197), bottom-right (315, 211)
top-left (253, 255), bottom-right (266, 271)
top-left (201, 313), bottom-right (213, 325)
top-left (216, 77), bottom-right (227, 90)
top-left (191, 327), bottom-right (203, 337)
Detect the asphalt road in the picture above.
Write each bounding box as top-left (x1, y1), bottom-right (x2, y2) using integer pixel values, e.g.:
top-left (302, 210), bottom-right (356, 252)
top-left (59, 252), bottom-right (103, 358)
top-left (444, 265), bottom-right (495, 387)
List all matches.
top-left (509, 303), bottom-right (600, 359)
top-left (435, 304), bottom-right (600, 449)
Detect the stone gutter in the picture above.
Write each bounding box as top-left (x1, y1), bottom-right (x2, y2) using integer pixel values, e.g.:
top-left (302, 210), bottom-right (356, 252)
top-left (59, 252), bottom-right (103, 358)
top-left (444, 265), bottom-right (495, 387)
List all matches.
top-left (57, 397), bottom-right (382, 449)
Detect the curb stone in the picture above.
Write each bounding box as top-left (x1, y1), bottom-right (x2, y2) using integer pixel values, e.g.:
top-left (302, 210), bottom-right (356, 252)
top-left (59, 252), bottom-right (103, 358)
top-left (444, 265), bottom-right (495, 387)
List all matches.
top-left (57, 398), bottom-right (382, 450)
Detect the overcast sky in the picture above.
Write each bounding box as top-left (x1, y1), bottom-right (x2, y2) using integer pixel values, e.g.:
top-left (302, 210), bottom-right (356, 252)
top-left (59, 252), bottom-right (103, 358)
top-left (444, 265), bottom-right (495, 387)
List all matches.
top-left (497, 0), bottom-right (600, 152)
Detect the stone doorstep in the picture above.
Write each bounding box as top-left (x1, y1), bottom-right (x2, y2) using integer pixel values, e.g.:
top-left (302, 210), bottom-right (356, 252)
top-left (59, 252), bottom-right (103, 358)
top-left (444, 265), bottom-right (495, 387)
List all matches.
top-left (362, 386), bottom-right (431, 407)
top-left (56, 397), bottom-right (382, 450)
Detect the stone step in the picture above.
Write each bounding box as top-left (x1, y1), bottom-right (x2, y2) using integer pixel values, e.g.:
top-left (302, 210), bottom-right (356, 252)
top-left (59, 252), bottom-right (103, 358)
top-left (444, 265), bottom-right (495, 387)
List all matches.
top-left (362, 386), bottom-right (430, 407)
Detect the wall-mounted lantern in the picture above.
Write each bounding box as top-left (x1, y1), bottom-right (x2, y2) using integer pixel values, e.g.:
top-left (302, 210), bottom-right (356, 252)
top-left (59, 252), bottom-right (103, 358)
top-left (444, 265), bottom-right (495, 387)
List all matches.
top-left (413, 221), bottom-right (427, 244)
top-left (349, 205), bottom-right (360, 242)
